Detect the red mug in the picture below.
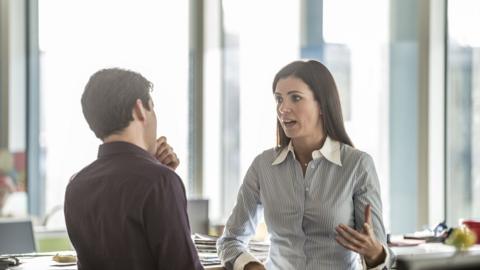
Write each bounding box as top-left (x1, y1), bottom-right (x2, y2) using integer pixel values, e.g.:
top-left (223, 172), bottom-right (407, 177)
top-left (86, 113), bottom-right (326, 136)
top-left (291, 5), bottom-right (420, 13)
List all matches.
top-left (463, 220), bottom-right (480, 244)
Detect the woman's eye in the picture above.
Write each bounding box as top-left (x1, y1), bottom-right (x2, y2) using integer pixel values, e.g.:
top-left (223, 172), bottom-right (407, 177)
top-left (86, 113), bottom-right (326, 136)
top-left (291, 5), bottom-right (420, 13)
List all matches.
top-left (275, 96), bottom-right (283, 104)
top-left (291, 95), bottom-right (301, 102)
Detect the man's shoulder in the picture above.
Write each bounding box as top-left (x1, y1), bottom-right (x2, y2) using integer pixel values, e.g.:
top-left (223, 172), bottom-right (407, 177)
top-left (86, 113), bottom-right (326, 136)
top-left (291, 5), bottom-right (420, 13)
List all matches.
top-left (139, 161), bottom-right (181, 184)
top-left (71, 155), bottom-right (180, 186)
top-left (115, 156), bottom-right (181, 185)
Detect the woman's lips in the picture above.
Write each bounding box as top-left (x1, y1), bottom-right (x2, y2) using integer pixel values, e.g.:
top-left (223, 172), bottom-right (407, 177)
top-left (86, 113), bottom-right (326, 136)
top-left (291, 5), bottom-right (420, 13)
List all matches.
top-left (282, 120), bottom-right (297, 128)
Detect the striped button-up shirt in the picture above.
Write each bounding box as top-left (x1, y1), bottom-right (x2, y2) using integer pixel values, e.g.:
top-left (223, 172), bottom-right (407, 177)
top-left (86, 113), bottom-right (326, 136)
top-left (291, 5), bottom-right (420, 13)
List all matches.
top-left (217, 137), bottom-right (393, 270)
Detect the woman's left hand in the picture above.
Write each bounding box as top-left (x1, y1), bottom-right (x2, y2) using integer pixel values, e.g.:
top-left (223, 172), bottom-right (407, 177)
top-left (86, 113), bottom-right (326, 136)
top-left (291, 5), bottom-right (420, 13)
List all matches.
top-left (335, 204), bottom-right (386, 267)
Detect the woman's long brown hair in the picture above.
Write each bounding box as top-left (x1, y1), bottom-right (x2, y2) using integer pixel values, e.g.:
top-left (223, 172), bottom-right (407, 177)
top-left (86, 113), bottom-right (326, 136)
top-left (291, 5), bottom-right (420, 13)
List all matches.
top-left (272, 60), bottom-right (354, 148)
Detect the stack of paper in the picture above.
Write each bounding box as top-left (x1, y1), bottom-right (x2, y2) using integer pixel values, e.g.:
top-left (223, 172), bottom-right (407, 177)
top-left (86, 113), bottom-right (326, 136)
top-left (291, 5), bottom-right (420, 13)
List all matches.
top-left (192, 234), bottom-right (270, 266)
top-left (193, 234), bottom-right (221, 266)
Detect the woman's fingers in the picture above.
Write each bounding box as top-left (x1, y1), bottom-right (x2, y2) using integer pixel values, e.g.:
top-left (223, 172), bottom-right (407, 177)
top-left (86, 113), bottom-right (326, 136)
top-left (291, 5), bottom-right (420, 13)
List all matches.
top-left (364, 204), bottom-right (372, 226)
top-left (335, 204), bottom-right (386, 266)
top-left (335, 235), bottom-right (360, 253)
top-left (336, 225), bottom-right (366, 249)
top-left (337, 224), bottom-right (368, 242)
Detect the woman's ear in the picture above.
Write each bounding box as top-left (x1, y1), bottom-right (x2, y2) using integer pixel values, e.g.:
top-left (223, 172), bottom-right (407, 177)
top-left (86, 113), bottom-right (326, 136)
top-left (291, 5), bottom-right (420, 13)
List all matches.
top-left (132, 99), bottom-right (147, 121)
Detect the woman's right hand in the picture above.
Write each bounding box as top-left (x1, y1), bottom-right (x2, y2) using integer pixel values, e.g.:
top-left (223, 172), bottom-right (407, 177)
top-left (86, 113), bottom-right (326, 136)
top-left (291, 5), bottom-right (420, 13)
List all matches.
top-left (244, 261), bottom-right (266, 270)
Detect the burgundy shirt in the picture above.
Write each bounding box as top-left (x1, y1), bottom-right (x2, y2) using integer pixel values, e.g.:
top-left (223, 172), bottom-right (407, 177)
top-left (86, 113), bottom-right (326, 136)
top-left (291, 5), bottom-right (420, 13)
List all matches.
top-left (64, 141), bottom-right (203, 270)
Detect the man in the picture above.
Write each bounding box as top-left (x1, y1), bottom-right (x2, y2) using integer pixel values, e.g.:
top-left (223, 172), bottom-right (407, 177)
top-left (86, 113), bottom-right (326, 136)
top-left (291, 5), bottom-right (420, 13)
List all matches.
top-left (64, 68), bottom-right (203, 270)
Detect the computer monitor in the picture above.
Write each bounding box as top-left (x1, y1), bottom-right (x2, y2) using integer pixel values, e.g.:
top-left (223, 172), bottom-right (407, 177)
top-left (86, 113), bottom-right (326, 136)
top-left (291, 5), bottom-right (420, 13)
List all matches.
top-left (0, 218), bottom-right (36, 255)
top-left (187, 199), bottom-right (209, 235)
top-left (396, 251), bottom-right (480, 270)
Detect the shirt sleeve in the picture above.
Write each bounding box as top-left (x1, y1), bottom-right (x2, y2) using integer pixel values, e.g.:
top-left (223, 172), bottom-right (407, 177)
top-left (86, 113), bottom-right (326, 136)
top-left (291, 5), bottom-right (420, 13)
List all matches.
top-left (233, 252), bottom-right (262, 270)
top-left (361, 244), bottom-right (393, 270)
top-left (353, 153), bottom-right (395, 269)
top-left (143, 170), bottom-right (204, 270)
top-left (217, 158), bottom-right (263, 270)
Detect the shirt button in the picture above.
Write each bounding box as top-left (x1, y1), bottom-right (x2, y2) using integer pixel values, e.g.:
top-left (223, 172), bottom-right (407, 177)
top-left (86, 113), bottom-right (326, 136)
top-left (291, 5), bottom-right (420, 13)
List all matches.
top-left (310, 164), bottom-right (315, 169)
top-left (306, 187), bottom-right (309, 191)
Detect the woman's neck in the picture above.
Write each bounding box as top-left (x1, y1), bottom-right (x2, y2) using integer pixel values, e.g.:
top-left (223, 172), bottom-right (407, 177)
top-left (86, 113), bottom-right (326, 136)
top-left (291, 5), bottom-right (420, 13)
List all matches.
top-left (292, 135), bottom-right (327, 163)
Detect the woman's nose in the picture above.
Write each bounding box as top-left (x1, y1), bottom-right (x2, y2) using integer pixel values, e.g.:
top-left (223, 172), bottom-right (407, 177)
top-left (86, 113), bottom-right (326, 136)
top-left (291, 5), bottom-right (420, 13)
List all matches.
top-left (278, 102), bottom-right (291, 114)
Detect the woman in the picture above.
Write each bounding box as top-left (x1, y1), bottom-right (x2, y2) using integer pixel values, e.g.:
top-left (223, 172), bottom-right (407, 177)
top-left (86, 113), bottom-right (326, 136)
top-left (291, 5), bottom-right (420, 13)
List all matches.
top-left (217, 60), bottom-right (393, 270)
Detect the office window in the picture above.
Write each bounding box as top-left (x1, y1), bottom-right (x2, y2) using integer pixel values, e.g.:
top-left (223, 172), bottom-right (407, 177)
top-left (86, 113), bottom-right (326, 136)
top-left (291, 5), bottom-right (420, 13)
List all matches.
top-left (203, 0), bottom-right (299, 222)
top-left (206, 0), bottom-right (391, 230)
top-left (446, 0), bottom-right (480, 225)
top-left (0, 0), bottom-right (27, 217)
top-left (29, 0), bottom-right (419, 232)
top-left (38, 0), bottom-right (189, 227)
top-left (0, 112), bottom-right (26, 217)
top-left (0, 122), bottom-right (27, 217)
top-left (322, 0), bottom-right (390, 229)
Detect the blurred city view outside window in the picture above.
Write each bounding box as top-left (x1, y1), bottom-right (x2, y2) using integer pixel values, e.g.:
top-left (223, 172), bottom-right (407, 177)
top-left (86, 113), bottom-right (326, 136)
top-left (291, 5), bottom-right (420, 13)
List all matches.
top-left (37, 0), bottom-right (393, 230)
top-left (446, 0), bottom-right (480, 225)
top-left (322, 0), bottom-right (390, 229)
top-left (0, 150), bottom-right (27, 217)
top-left (26, 0), bottom-right (480, 234)
top-left (0, 0), bottom-right (27, 218)
top-left (38, 0), bottom-right (189, 227)
top-left (205, 0), bottom-right (391, 229)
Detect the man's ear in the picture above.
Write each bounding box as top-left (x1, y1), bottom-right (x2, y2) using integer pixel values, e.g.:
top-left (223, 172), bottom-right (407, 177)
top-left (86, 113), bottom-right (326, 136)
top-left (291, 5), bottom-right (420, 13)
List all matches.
top-left (132, 99), bottom-right (147, 122)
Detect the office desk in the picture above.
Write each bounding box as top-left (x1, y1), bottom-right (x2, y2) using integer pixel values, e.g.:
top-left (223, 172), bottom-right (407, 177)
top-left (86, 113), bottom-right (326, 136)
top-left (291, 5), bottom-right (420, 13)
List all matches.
top-left (391, 242), bottom-right (480, 256)
top-left (10, 244), bottom-right (480, 270)
top-left (391, 243), bottom-right (480, 269)
top-left (7, 254), bottom-right (225, 270)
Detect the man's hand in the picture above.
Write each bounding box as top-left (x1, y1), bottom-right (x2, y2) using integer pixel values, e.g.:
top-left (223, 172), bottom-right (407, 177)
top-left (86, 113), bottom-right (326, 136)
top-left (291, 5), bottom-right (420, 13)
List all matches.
top-left (155, 136), bottom-right (179, 170)
top-left (335, 204), bottom-right (386, 267)
top-left (244, 262), bottom-right (266, 270)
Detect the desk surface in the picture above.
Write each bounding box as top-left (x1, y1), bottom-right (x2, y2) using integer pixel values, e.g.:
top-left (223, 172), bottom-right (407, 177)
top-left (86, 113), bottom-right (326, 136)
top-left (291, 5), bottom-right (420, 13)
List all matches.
top-left (8, 244), bottom-right (480, 270)
top-left (391, 242), bottom-right (480, 256)
top-left (7, 254), bottom-right (224, 270)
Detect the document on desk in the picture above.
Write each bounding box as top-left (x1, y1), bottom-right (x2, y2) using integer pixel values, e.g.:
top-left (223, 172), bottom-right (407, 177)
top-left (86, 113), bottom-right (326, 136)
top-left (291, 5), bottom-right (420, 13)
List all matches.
top-left (388, 237), bottom-right (426, 247)
top-left (192, 233), bottom-right (270, 266)
top-left (49, 266), bottom-right (76, 270)
top-left (50, 262), bottom-right (77, 268)
top-left (193, 234), bottom-right (221, 266)
top-left (11, 256), bottom-right (77, 270)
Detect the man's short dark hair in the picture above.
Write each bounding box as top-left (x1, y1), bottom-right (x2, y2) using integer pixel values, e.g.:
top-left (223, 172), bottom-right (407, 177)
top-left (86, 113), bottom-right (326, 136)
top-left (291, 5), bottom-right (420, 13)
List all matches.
top-left (81, 68), bottom-right (153, 139)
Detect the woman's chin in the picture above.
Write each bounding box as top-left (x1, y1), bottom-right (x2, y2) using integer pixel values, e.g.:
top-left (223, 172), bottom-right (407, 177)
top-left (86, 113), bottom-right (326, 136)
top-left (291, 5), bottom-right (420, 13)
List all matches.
top-left (284, 131), bottom-right (298, 139)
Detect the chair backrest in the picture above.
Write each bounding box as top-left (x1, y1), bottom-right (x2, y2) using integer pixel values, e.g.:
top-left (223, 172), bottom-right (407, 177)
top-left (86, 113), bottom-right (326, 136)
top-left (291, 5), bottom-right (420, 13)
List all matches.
top-left (0, 218), bottom-right (36, 255)
top-left (187, 199), bottom-right (209, 235)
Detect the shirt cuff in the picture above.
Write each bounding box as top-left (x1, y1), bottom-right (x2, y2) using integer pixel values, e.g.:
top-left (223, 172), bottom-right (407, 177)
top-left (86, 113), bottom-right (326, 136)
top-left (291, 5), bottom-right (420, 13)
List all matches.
top-left (233, 252), bottom-right (262, 270)
top-left (361, 244), bottom-right (390, 270)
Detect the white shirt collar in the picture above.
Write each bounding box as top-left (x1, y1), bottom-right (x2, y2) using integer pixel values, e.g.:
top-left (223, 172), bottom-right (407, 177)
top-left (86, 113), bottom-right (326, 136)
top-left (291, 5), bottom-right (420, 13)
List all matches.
top-left (272, 136), bottom-right (342, 167)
